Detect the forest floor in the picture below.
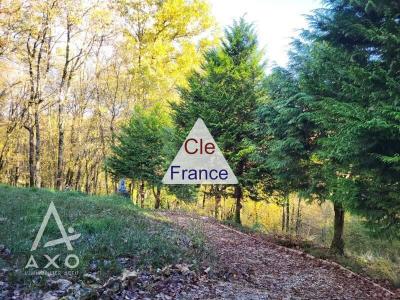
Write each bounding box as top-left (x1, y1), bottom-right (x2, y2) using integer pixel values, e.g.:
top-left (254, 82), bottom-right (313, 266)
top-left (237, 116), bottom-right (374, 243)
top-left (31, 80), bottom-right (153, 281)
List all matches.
top-left (157, 211), bottom-right (398, 300)
top-left (0, 185), bottom-right (399, 299)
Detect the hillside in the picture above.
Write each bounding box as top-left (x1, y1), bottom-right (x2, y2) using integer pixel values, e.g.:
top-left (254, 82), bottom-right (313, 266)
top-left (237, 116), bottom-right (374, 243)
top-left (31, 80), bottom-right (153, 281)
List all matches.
top-left (0, 185), bottom-right (397, 299)
top-left (0, 185), bottom-right (211, 299)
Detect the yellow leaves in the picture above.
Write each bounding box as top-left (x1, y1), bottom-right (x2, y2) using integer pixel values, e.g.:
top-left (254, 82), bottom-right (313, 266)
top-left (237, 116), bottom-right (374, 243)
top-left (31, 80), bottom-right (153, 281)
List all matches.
top-left (89, 8), bottom-right (113, 31)
top-left (199, 36), bottom-right (218, 51)
top-left (119, 0), bottom-right (217, 108)
top-left (98, 106), bottom-right (109, 115)
top-left (0, 0), bottom-right (218, 188)
top-left (310, 153), bottom-right (324, 165)
top-left (155, 0), bottom-right (215, 40)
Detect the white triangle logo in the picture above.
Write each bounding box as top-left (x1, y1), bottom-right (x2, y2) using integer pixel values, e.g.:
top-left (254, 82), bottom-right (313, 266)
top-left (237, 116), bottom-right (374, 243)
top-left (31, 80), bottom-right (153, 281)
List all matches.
top-left (162, 118), bottom-right (238, 184)
top-left (30, 202), bottom-right (81, 251)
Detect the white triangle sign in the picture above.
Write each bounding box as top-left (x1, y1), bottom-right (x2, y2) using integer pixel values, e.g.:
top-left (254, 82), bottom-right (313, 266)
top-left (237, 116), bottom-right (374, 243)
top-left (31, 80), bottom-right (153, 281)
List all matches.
top-left (163, 118), bottom-right (238, 184)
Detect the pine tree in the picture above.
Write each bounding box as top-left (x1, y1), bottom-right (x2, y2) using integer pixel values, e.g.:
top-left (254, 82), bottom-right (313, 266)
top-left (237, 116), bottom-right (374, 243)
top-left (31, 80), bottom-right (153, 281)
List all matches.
top-left (172, 18), bottom-right (267, 224)
top-left (260, 1), bottom-right (400, 248)
top-left (106, 105), bottom-right (170, 208)
top-left (267, 0), bottom-right (400, 255)
top-left (257, 67), bottom-right (316, 234)
top-left (304, 0), bottom-right (400, 238)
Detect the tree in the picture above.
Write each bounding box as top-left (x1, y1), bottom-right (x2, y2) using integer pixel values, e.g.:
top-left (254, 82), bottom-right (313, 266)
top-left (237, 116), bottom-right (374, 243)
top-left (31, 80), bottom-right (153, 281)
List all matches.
top-left (55, 0), bottom-right (106, 190)
top-left (172, 18), bottom-right (267, 224)
top-left (0, 0), bottom-right (214, 193)
top-left (294, 41), bottom-right (360, 254)
top-left (106, 105), bottom-right (171, 208)
top-left (257, 67), bottom-right (314, 233)
top-left (116, 0), bottom-right (215, 107)
top-left (266, 0), bottom-right (400, 254)
top-left (3, 0), bottom-right (59, 187)
top-left (304, 0), bottom-right (400, 240)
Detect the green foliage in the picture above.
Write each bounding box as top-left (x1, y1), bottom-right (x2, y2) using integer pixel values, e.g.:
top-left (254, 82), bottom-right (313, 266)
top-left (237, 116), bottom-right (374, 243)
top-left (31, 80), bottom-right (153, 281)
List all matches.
top-left (106, 104), bottom-right (171, 187)
top-left (257, 68), bottom-right (314, 197)
top-left (166, 185), bottom-right (199, 202)
top-left (303, 0), bottom-right (400, 237)
top-left (172, 18), bottom-right (267, 198)
top-left (260, 0), bottom-right (400, 239)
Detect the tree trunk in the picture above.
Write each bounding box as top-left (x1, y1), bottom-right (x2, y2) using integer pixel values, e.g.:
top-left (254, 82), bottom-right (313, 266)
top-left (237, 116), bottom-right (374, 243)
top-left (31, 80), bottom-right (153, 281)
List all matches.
top-left (74, 164), bottom-right (81, 191)
top-left (295, 197), bottom-right (302, 235)
top-left (285, 196), bottom-right (290, 233)
top-left (223, 196), bottom-right (228, 219)
top-left (65, 168), bottom-right (74, 187)
top-left (281, 202), bottom-right (285, 231)
top-left (13, 166), bottom-right (19, 186)
top-left (139, 180), bottom-right (145, 208)
top-left (330, 202), bottom-right (345, 255)
top-left (214, 193), bottom-right (221, 219)
top-left (27, 126), bottom-right (35, 187)
top-left (98, 116), bottom-right (109, 195)
top-left (34, 106), bottom-right (41, 188)
top-left (153, 186), bottom-right (161, 209)
top-left (202, 188), bottom-right (206, 209)
top-left (136, 181), bottom-right (140, 205)
top-left (234, 185), bottom-right (242, 224)
top-left (104, 168), bottom-right (109, 195)
top-left (291, 199), bottom-right (295, 229)
top-left (93, 166), bottom-right (99, 194)
top-left (85, 161), bottom-right (90, 194)
top-left (55, 100), bottom-right (64, 190)
top-left (129, 182), bottom-right (133, 200)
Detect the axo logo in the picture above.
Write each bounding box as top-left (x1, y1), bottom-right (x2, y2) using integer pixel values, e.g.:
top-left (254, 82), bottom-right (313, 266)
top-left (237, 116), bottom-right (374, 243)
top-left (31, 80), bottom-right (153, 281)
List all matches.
top-left (25, 202), bottom-right (81, 275)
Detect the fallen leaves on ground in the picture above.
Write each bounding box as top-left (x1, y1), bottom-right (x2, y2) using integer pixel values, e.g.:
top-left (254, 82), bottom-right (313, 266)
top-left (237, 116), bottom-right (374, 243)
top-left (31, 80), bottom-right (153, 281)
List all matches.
top-left (1, 211), bottom-right (399, 299)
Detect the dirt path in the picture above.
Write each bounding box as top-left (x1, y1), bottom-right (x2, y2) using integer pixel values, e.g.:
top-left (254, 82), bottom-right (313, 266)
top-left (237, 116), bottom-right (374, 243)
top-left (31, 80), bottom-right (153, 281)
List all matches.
top-left (160, 211), bottom-right (397, 300)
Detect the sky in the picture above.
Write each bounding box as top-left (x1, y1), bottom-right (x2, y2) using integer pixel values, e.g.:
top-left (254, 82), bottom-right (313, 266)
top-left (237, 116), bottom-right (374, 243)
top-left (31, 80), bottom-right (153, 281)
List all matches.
top-left (208, 0), bottom-right (322, 70)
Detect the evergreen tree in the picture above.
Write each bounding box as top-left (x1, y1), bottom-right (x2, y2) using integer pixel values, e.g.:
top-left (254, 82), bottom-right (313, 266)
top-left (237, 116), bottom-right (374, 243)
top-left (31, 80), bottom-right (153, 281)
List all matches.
top-left (267, 0), bottom-right (400, 254)
top-left (258, 68), bottom-right (307, 194)
top-left (257, 67), bottom-right (316, 233)
top-left (172, 18), bottom-right (267, 224)
top-left (265, 0), bottom-right (400, 254)
top-left (304, 0), bottom-right (400, 238)
top-left (292, 41), bottom-right (357, 254)
top-left (106, 105), bottom-right (170, 208)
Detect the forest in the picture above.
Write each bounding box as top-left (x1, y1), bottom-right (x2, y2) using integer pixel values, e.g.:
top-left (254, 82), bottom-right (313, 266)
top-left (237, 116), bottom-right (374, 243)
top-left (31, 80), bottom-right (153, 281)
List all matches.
top-left (0, 0), bottom-right (400, 298)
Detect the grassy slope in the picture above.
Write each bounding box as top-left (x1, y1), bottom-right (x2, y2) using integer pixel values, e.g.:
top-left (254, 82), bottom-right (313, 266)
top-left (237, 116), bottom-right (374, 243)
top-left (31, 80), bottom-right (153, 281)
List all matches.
top-left (0, 185), bottom-right (208, 286)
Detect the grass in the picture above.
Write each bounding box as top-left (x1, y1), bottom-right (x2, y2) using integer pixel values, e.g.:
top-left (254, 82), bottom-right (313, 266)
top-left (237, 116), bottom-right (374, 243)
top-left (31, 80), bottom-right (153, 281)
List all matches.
top-left (296, 241), bottom-right (399, 289)
top-left (0, 184), bottom-right (209, 288)
top-left (302, 214), bottom-right (400, 288)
